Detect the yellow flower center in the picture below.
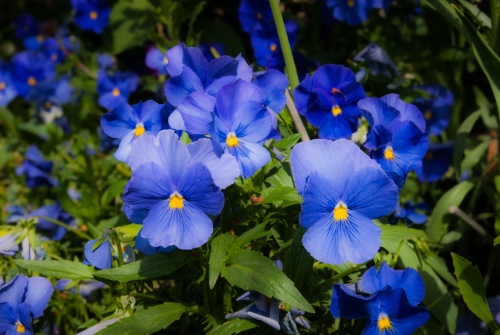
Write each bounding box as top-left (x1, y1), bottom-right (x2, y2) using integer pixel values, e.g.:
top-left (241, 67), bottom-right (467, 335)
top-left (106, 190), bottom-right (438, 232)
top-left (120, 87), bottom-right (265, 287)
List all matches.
top-left (163, 56), bottom-right (169, 64)
top-left (44, 101), bottom-right (52, 109)
top-left (333, 201), bottom-right (348, 221)
top-left (16, 321), bottom-right (25, 333)
top-left (90, 11), bottom-right (98, 20)
top-left (378, 315), bottom-right (392, 331)
top-left (270, 44), bottom-right (277, 52)
top-left (332, 105), bottom-right (342, 117)
top-left (0, 82), bottom-right (5, 90)
top-left (51, 53), bottom-right (58, 61)
top-left (112, 88), bottom-right (120, 96)
top-left (384, 147), bottom-right (395, 160)
top-left (226, 133), bottom-right (239, 148)
top-left (135, 124), bottom-right (145, 137)
top-left (424, 110), bottom-right (432, 119)
top-left (348, 0), bottom-right (355, 6)
top-left (169, 192), bottom-right (184, 209)
top-left (28, 76), bottom-right (36, 86)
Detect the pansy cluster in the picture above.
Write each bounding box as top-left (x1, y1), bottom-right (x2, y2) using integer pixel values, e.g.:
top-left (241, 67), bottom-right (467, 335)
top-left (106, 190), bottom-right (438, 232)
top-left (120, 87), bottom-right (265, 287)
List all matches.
top-left (325, 0), bottom-right (393, 25)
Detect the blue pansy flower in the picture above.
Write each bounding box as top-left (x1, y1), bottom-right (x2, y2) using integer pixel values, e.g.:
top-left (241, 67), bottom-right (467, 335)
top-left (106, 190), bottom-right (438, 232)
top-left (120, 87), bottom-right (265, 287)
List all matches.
top-left (0, 62), bottom-right (18, 107)
top-left (145, 47), bottom-right (169, 75)
top-left (83, 237), bottom-right (112, 270)
top-left (412, 84), bottom-right (454, 136)
top-left (30, 76), bottom-right (73, 123)
top-left (238, 0), bottom-right (274, 33)
top-left (12, 14), bottom-right (39, 39)
top-left (416, 142), bottom-right (453, 182)
top-left (122, 130), bottom-right (239, 249)
top-left (29, 204), bottom-right (74, 241)
top-left (39, 38), bottom-right (66, 64)
top-left (354, 43), bottom-right (400, 78)
top-left (100, 100), bottom-right (173, 163)
top-left (135, 229), bottom-right (176, 256)
top-left (11, 51), bottom-right (56, 100)
top-left (250, 20), bottom-right (298, 68)
top-left (325, 0), bottom-right (372, 25)
top-left (266, 50), bottom-right (319, 82)
top-left (98, 53), bottom-right (115, 70)
top-left (392, 202), bottom-right (429, 225)
top-left (71, 0), bottom-right (111, 34)
top-left (0, 274), bottom-right (54, 335)
top-left (97, 127), bottom-right (121, 153)
top-left (198, 42), bottom-right (225, 62)
top-left (0, 232), bottom-right (19, 257)
top-left (170, 79), bottom-right (277, 177)
top-left (97, 70), bottom-right (139, 110)
top-left (359, 94), bottom-right (429, 189)
top-left (55, 279), bottom-right (106, 299)
top-left (295, 64), bottom-right (366, 140)
top-left (291, 139), bottom-right (398, 265)
top-left (226, 290), bottom-right (281, 330)
top-left (16, 146), bottom-right (58, 189)
top-left (331, 262), bottom-right (429, 335)
top-left (252, 69), bottom-right (288, 114)
top-left (163, 43), bottom-right (253, 107)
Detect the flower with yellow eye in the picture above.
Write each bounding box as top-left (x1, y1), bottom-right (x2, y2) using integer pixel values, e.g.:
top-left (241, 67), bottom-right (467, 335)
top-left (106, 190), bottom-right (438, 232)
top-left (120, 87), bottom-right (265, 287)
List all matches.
top-left (97, 69), bottom-right (138, 110)
top-left (71, 0), bottom-right (111, 34)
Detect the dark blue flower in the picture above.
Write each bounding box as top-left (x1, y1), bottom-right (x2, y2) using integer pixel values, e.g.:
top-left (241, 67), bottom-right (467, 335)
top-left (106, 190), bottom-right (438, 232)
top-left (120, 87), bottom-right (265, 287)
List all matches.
top-left (97, 70), bottom-right (139, 110)
top-left (325, 0), bottom-right (372, 25)
top-left (29, 204), bottom-right (74, 241)
top-left (71, 0), bottom-right (111, 34)
top-left (98, 53), bottom-right (115, 70)
top-left (238, 0), bottom-right (274, 33)
top-left (359, 94), bottom-right (429, 189)
top-left (0, 274), bottom-right (54, 335)
top-left (39, 38), bottom-right (66, 64)
top-left (198, 42), bottom-right (225, 62)
top-left (135, 229), bottom-right (176, 255)
top-left (145, 47), bottom-right (169, 75)
top-left (100, 100), bottom-right (172, 163)
top-left (295, 64), bottom-right (366, 140)
top-left (266, 50), bottom-right (319, 82)
top-left (252, 69), bottom-right (288, 114)
top-left (412, 84), bottom-right (454, 136)
top-left (392, 202), bottom-right (429, 225)
top-left (12, 14), bottom-right (39, 38)
top-left (331, 263), bottom-right (429, 335)
top-left (11, 51), bottom-right (56, 100)
top-left (0, 62), bottom-right (18, 107)
top-left (30, 76), bottom-right (73, 122)
top-left (354, 43), bottom-right (400, 78)
top-left (83, 238), bottom-right (112, 270)
top-left (123, 130), bottom-right (239, 249)
top-left (416, 142), bottom-right (453, 182)
top-left (15, 146), bottom-right (58, 189)
top-left (291, 139), bottom-right (398, 265)
top-left (97, 127), bottom-right (121, 153)
top-left (163, 43), bottom-right (253, 107)
top-left (250, 20), bottom-right (298, 67)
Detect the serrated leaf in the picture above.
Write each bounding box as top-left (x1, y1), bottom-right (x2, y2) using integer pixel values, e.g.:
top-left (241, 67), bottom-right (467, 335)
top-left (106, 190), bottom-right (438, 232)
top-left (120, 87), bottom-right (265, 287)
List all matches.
top-left (426, 181), bottom-right (475, 243)
top-left (453, 110), bottom-right (482, 179)
top-left (261, 186), bottom-right (302, 204)
top-left (96, 303), bottom-right (186, 335)
top-left (209, 232), bottom-right (235, 289)
top-left (221, 249), bottom-right (314, 313)
top-left (452, 253), bottom-right (500, 335)
top-left (11, 259), bottom-right (95, 280)
top-left (206, 319), bottom-right (257, 335)
top-left (379, 224), bottom-right (425, 253)
top-left (94, 252), bottom-right (190, 282)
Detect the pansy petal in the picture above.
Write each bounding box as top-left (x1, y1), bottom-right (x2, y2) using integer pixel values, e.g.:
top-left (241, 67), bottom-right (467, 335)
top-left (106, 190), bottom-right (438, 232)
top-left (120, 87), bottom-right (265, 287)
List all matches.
top-left (381, 94), bottom-right (426, 133)
top-left (165, 43), bottom-right (208, 80)
top-left (253, 69), bottom-right (288, 113)
top-left (25, 277), bottom-right (53, 318)
top-left (164, 66), bottom-right (204, 107)
top-left (0, 275), bottom-right (28, 311)
top-left (176, 91), bottom-right (216, 134)
top-left (168, 110), bottom-right (187, 131)
top-left (113, 130), bottom-right (136, 163)
top-left (331, 284), bottom-right (371, 319)
top-left (232, 102), bottom-right (273, 143)
top-left (84, 240), bottom-right (112, 270)
top-left (100, 102), bottom-right (139, 138)
top-left (358, 97), bottom-right (401, 129)
top-left (226, 139), bottom-right (271, 178)
top-left (294, 74), bottom-right (314, 116)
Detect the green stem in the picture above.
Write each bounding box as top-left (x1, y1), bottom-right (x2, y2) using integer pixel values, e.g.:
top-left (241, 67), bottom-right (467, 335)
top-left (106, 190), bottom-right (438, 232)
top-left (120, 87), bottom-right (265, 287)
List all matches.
top-left (35, 216), bottom-right (93, 240)
top-left (114, 233), bottom-right (124, 268)
top-left (313, 263), bottom-right (366, 292)
top-left (269, 0), bottom-right (299, 91)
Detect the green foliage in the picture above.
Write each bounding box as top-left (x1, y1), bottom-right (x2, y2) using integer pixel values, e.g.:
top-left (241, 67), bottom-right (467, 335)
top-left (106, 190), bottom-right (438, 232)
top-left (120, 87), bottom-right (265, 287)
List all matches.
top-left (11, 259), bottom-right (95, 280)
top-left (206, 319), bottom-right (258, 335)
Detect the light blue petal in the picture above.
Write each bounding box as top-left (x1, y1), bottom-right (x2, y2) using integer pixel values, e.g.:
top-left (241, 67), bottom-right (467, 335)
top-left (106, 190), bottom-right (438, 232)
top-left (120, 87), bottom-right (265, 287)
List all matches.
top-left (226, 139), bottom-right (271, 178)
top-left (0, 275), bottom-right (28, 311)
top-left (113, 130), bottom-right (135, 163)
top-left (100, 102), bottom-right (139, 138)
top-left (252, 69), bottom-right (288, 113)
top-left (164, 66), bottom-right (204, 107)
top-left (25, 277), bottom-right (53, 318)
top-left (83, 240), bottom-right (112, 270)
top-left (380, 94), bottom-right (426, 133)
top-left (176, 91), bottom-right (215, 134)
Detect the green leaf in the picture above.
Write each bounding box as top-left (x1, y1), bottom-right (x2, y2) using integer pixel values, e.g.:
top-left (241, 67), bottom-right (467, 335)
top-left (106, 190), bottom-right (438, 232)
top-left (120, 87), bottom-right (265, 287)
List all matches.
top-left (379, 224), bottom-right (425, 253)
top-left (284, 227), bottom-right (314, 292)
top-left (228, 223), bottom-right (269, 255)
top-left (494, 236), bottom-right (500, 245)
top-left (11, 260), bottom-right (95, 280)
top-left (452, 253), bottom-right (500, 335)
top-left (209, 232), bottom-right (234, 289)
top-left (96, 303), bottom-right (186, 335)
top-left (221, 249), bottom-right (314, 313)
top-left (261, 186), bottom-right (302, 204)
top-left (94, 252), bottom-right (190, 282)
top-left (424, 256), bottom-right (458, 288)
top-left (100, 180), bottom-right (128, 207)
top-left (461, 139), bottom-right (489, 171)
top-left (426, 181), bottom-right (475, 242)
top-left (398, 243), bottom-right (458, 333)
top-left (274, 133), bottom-right (302, 151)
top-left (453, 110), bottom-right (482, 179)
top-left (458, 0), bottom-right (491, 28)
top-left (206, 319), bottom-right (257, 335)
